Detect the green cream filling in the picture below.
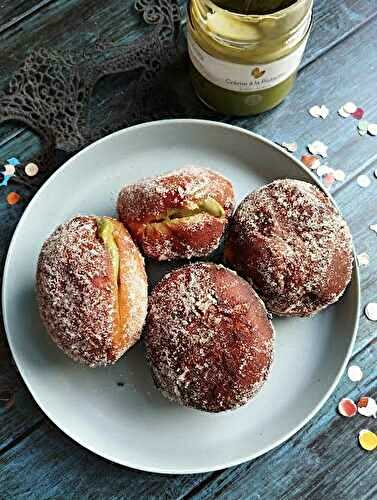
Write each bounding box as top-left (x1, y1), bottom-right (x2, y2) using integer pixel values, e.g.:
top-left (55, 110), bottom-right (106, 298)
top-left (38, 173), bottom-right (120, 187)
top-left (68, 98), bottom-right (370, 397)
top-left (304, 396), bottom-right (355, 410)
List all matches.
top-left (155, 197), bottom-right (225, 223)
top-left (97, 218), bottom-right (120, 284)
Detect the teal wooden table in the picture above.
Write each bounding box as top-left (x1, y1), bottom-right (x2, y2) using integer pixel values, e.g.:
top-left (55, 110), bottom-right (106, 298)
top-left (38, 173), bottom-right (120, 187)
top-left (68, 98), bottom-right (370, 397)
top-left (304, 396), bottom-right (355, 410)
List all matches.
top-left (0, 1), bottom-right (376, 498)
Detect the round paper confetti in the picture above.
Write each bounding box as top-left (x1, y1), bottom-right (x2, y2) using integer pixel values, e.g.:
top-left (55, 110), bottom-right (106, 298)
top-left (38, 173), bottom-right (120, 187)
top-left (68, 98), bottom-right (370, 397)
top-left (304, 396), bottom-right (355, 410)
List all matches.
top-left (357, 175), bottom-right (371, 188)
top-left (338, 398), bottom-right (357, 417)
top-left (357, 252), bottom-right (369, 267)
top-left (308, 140), bottom-right (328, 158)
top-left (317, 164), bottom-right (333, 177)
top-left (333, 169), bottom-right (346, 182)
top-left (309, 105), bottom-right (329, 119)
top-left (347, 364), bottom-right (363, 382)
top-left (357, 397), bottom-right (377, 418)
top-left (351, 107), bottom-right (364, 120)
top-left (301, 154), bottom-right (320, 170)
top-left (369, 224), bottom-right (377, 234)
top-left (367, 123), bottom-right (377, 136)
top-left (338, 107), bottom-right (350, 118)
top-left (358, 429), bottom-right (377, 451)
top-left (24, 162), bottom-right (39, 177)
top-left (365, 302), bottom-right (377, 321)
top-left (3, 164), bottom-right (16, 176)
top-left (358, 120), bottom-right (369, 134)
top-left (343, 102), bottom-right (357, 114)
top-left (6, 192), bottom-right (20, 205)
top-left (323, 173), bottom-right (335, 187)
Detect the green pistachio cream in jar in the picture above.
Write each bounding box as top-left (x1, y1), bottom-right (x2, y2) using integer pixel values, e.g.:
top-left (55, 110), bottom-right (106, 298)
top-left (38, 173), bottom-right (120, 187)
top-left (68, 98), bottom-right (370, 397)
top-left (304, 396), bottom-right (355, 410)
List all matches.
top-left (187, 0), bottom-right (313, 115)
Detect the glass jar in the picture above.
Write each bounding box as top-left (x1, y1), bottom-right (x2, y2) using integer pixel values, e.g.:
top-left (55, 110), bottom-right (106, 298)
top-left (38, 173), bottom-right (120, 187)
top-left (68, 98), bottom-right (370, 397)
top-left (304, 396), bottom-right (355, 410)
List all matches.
top-left (187, 0), bottom-right (313, 116)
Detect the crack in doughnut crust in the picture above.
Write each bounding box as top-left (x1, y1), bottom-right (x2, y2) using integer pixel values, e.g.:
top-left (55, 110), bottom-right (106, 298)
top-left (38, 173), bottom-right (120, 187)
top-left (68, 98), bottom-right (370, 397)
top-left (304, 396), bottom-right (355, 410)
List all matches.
top-left (36, 216), bottom-right (148, 366)
top-left (145, 263), bottom-right (275, 412)
top-left (225, 179), bottom-right (353, 317)
top-left (117, 166), bottom-right (235, 261)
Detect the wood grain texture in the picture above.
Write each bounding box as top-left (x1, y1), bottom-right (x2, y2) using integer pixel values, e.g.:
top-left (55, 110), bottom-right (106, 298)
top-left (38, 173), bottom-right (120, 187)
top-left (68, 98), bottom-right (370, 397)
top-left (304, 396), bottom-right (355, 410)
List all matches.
top-left (0, 0), bottom-right (377, 498)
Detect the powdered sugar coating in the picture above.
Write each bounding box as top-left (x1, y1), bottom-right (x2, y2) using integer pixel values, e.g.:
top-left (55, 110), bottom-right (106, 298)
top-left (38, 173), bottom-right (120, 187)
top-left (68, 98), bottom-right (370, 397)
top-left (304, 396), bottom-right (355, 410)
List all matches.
top-left (225, 179), bottom-right (353, 317)
top-left (117, 166), bottom-right (235, 260)
top-left (36, 216), bottom-right (148, 366)
top-left (145, 262), bottom-right (275, 412)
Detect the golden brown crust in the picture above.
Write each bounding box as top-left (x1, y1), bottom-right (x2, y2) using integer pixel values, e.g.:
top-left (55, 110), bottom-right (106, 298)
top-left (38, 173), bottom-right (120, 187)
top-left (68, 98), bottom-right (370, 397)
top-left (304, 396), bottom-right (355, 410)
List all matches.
top-left (117, 166), bottom-right (235, 260)
top-left (36, 216), bottom-right (148, 366)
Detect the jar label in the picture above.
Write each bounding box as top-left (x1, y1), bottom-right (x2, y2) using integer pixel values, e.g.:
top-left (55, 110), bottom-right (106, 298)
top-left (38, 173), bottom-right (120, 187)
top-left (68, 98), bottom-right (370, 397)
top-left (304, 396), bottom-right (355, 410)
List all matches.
top-left (188, 32), bottom-right (308, 93)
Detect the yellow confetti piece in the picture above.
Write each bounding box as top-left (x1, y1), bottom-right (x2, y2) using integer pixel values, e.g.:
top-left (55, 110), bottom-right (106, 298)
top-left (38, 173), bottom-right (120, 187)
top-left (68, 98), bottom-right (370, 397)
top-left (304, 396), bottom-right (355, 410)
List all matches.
top-left (358, 429), bottom-right (377, 451)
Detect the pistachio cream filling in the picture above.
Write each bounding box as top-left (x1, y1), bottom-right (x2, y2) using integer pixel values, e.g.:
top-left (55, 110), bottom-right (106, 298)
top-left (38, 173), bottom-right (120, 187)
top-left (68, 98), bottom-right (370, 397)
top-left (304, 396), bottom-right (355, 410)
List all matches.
top-left (97, 218), bottom-right (120, 284)
top-left (153, 197), bottom-right (225, 224)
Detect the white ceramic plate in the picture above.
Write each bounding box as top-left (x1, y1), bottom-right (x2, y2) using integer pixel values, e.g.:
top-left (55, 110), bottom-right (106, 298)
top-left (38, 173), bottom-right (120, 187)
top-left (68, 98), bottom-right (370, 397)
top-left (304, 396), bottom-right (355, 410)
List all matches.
top-left (2, 120), bottom-right (359, 474)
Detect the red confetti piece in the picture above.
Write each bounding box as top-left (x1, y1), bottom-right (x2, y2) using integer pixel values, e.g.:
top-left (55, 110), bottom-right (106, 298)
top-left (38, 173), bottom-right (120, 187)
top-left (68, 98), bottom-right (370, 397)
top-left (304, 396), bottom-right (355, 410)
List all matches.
top-left (6, 192), bottom-right (21, 205)
top-left (323, 173), bottom-right (335, 186)
top-left (338, 398), bottom-right (357, 417)
top-left (358, 397), bottom-right (369, 408)
top-left (351, 107), bottom-right (364, 120)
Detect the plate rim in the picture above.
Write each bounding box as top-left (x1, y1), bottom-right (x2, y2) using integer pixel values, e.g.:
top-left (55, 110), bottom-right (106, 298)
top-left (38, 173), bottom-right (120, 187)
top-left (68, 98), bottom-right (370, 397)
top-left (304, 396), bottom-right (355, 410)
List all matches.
top-left (2, 118), bottom-right (360, 474)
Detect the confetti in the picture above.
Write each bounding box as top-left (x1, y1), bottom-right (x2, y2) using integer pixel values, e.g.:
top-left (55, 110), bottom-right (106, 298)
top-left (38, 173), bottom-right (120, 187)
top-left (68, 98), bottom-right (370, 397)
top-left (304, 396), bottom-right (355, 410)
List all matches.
top-left (301, 154), bottom-right (320, 170)
top-left (338, 107), bottom-right (350, 118)
top-left (309, 105), bottom-right (329, 119)
top-left (24, 162), bottom-right (39, 177)
top-left (357, 252), bottom-right (369, 267)
top-left (338, 398), bottom-right (357, 417)
top-left (323, 173), bottom-right (335, 187)
top-left (357, 175), bottom-right (370, 188)
top-left (282, 142), bottom-right (298, 153)
top-left (317, 164), bottom-right (333, 177)
top-left (0, 175), bottom-right (12, 187)
top-left (351, 107), bottom-right (364, 120)
top-left (343, 102), bottom-right (358, 114)
top-left (369, 224), bottom-right (377, 234)
top-left (3, 164), bottom-right (16, 176)
top-left (365, 302), bottom-right (377, 321)
top-left (357, 397), bottom-right (377, 418)
top-left (367, 123), bottom-right (377, 136)
top-left (6, 191), bottom-right (21, 205)
top-left (358, 120), bottom-right (369, 136)
top-left (6, 157), bottom-right (21, 166)
top-left (308, 140), bottom-right (328, 158)
top-left (347, 364), bottom-right (363, 382)
top-left (358, 429), bottom-right (377, 451)
top-left (333, 169), bottom-right (346, 182)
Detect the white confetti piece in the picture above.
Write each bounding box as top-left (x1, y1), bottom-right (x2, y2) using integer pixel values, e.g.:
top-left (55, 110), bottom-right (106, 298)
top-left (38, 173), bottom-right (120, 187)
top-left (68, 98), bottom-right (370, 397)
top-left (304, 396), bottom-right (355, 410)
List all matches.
top-left (24, 162), bottom-right (39, 177)
top-left (358, 397), bottom-right (377, 418)
top-left (309, 105), bottom-right (329, 119)
top-left (308, 140), bottom-right (328, 158)
top-left (370, 224), bottom-right (377, 234)
top-left (357, 252), bottom-right (369, 267)
top-left (317, 164), bottom-right (333, 177)
top-left (338, 107), bottom-right (350, 118)
top-left (343, 102), bottom-right (357, 114)
top-left (357, 175), bottom-right (371, 188)
top-left (365, 302), bottom-right (377, 321)
top-left (333, 169), bottom-right (346, 182)
top-left (367, 123), bottom-right (377, 136)
top-left (347, 364), bottom-right (363, 382)
top-left (282, 142), bottom-right (298, 153)
top-left (2, 164), bottom-right (15, 176)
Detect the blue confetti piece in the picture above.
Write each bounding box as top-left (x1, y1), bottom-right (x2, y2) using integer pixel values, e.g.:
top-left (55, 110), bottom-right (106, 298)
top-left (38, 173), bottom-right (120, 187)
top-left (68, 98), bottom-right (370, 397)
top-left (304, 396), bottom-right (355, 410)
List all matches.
top-left (6, 157), bottom-right (21, 166)
top-left (0, 175), bottom-right (12, 187)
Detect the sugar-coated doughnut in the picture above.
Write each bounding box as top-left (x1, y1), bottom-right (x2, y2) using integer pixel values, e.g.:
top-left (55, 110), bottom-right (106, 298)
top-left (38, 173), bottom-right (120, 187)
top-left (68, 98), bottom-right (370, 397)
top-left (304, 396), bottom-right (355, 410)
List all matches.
top-left (117, 166), bottom-right (235, 261)
top-left (225, 179), bottom-right (353, 316)
top-left (145, 262), bottom-right (274, 412)
top-left (36, 216), bottom-right (148, 366)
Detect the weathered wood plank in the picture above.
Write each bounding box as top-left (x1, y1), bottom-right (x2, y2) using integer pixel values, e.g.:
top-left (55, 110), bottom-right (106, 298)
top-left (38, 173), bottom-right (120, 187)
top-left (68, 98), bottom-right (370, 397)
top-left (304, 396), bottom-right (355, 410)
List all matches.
top-left (0, 341), bottom-right (375, 499)
top-left (190, 341), bottom-right (377, 500)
